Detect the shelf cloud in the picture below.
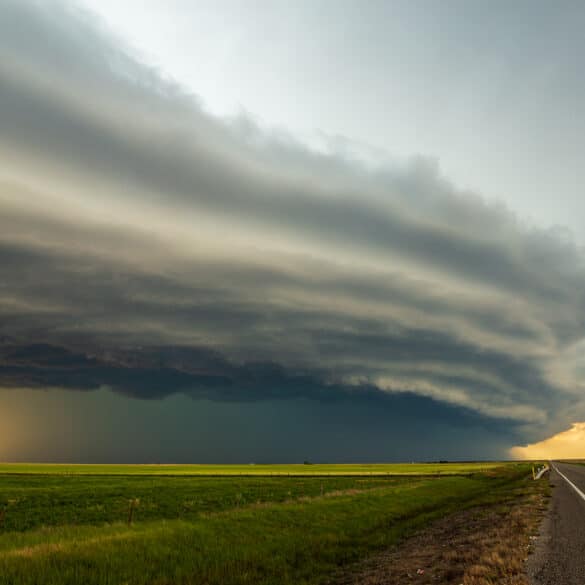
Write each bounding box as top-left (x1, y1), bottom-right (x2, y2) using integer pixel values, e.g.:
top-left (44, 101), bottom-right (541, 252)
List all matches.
top-left (2, 0), bottom-right (585, 454)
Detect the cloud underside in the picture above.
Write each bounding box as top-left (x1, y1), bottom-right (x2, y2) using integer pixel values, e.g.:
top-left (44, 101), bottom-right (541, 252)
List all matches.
top-left (1, 0), bottom-right (585, 443)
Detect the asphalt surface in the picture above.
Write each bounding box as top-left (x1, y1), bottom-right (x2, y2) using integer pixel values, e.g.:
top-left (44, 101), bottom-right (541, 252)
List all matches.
top-left (528, 462), bottom-right (585, 585)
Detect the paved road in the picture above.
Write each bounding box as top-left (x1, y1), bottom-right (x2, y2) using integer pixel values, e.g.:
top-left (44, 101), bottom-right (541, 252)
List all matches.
top-left (528, 462), bottom-right (585, 585)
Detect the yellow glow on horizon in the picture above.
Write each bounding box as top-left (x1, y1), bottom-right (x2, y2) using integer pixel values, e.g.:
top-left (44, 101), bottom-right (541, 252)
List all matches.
top-left (510, 422), bottom-right (585, 460)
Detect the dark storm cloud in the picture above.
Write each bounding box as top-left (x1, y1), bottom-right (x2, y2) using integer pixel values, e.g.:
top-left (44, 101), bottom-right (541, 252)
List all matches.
top-left (1, 62), bottom-right (581, 304)
top-left (1, 0), bottom-right (585, 446)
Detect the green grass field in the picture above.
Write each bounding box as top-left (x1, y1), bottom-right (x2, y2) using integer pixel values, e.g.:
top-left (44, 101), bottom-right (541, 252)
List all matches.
top-left (0, 462), bottom-right (502, 475)
top-left (0, 462), bottom-right (533, 585)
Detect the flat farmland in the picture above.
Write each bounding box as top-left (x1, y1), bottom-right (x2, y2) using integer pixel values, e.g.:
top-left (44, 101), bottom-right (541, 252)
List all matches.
top-left (0, 462), bottom-right (536, 585)
top-left (0, 462), bottom-right (502, 476)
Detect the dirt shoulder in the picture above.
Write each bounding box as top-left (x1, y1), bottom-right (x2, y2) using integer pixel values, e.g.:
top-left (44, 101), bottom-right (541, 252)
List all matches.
top-left (330, 475), bottom-right (549, 585)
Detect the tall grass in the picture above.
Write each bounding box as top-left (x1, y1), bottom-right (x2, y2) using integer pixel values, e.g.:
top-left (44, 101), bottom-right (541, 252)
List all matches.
top-left (0, 464), bottom-right (532, 585)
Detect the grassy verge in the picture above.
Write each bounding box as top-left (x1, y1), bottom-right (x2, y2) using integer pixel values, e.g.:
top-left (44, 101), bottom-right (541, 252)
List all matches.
top-left (0, 464), bottom-right (533, 585)
top-left (331, 466), bottom-right (550, 584)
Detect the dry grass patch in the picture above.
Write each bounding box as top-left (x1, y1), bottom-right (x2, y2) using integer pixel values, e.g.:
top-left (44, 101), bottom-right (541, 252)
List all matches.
top-left (331, 477), bottom-right (549, 585)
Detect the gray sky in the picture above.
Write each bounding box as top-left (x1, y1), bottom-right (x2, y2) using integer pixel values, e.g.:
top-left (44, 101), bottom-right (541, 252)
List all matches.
top-left (86, 0), bottom-right (585, 240)
top-left (1, 0), bottom-right (584, 461)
